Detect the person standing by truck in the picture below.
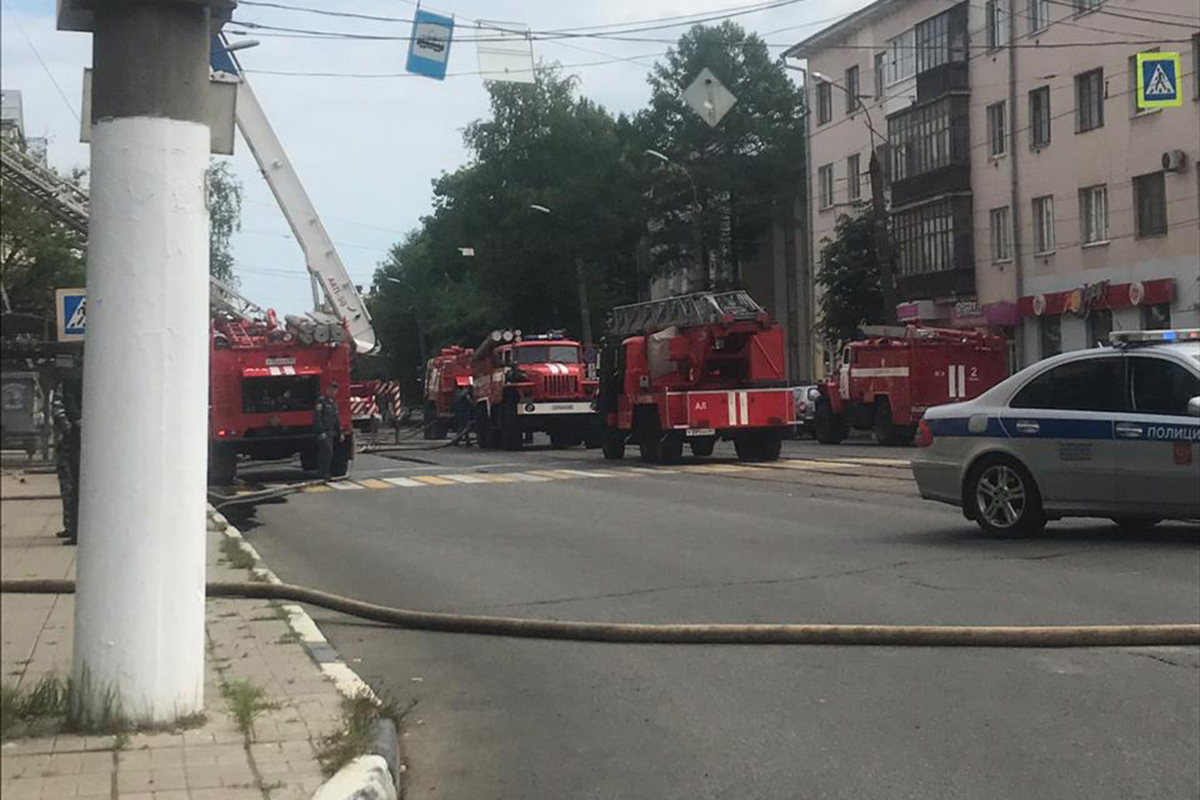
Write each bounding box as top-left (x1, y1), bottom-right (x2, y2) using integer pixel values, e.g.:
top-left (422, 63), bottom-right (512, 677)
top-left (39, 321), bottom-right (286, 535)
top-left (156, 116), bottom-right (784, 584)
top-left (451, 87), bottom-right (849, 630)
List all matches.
top-left (313, 380), bottom-right (343, 480)
top-left (51, 367), bottom-right (83, 545)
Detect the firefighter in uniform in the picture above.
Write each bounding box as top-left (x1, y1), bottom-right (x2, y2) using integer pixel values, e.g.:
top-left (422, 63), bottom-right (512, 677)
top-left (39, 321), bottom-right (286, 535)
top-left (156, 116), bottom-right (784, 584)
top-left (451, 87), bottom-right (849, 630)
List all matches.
top-left (452, 386), bottom-right (474, 446)
top-left (313, 381), bottom-right (342, 480)
top-left (51, 368), bottom-right (83, 545)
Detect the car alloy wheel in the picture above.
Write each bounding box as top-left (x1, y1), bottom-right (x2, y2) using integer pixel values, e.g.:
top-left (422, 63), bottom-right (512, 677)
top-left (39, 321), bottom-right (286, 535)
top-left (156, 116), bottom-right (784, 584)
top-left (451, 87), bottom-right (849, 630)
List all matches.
top-left (975, 463), bottom-right (1027, 529)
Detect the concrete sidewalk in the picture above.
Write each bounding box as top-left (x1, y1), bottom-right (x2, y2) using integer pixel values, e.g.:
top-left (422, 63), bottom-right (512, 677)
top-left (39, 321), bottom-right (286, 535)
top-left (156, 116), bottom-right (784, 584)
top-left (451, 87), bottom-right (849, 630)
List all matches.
top-left (1, 472), bottom-right (346, 799)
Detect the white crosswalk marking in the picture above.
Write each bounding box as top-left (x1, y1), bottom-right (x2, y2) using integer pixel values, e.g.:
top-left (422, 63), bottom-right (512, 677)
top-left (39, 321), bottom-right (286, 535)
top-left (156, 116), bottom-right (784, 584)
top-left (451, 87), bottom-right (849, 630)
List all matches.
top-left (328, 481), bottom-right (364, 490)
top-left (382, 477), bottom-right (426, 487)
top-left (502, 472), bottom-right (552, 482)
top-left (441, 474), bottom-right (490, 484)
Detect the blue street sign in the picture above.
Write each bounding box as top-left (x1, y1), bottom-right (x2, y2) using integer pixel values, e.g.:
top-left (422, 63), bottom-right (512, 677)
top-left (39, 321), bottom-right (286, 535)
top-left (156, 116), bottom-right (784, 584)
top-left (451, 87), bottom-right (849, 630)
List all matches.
top-left (406, 9), bottom-right (454, 80)
top-left (56, 288), bottom-right (86, 342)
top-left (1137, 52), bottom-right (1182, 108)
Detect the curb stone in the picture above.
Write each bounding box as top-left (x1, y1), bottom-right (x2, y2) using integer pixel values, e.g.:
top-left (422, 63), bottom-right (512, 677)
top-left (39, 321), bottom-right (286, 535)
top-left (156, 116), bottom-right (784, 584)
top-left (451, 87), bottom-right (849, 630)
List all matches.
top-left (207, 504), bottom-right (403, 800)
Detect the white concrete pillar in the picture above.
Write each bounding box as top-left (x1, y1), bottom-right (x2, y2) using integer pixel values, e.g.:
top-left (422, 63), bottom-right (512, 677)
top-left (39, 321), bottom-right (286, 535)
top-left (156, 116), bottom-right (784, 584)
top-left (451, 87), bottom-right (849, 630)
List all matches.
top-left (71, 1), bottom-right (214, 724)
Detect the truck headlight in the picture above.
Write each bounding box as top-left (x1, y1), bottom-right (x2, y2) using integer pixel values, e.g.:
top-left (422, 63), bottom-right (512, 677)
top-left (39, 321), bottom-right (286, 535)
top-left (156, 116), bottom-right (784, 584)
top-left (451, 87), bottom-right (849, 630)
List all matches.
top-left (807, 387), bottom-right (821, 402)
top-left (524, 402), bottom-right (536, 413)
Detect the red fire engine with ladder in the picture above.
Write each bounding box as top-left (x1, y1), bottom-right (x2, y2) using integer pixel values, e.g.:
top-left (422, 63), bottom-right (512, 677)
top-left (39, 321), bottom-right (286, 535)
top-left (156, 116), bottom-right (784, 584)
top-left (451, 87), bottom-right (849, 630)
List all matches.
top-left (598, 291), bottom-right (796, 463)
top-left (205, 39), bottom-right (379, 482)
top-left (812, 326), bottom-right (1008, 446)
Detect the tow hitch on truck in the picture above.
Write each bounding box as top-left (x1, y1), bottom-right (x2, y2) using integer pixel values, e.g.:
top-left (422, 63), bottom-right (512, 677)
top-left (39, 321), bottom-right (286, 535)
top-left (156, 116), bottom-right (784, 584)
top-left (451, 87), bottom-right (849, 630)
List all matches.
top-left (597, 291), bottom-right (796, 463)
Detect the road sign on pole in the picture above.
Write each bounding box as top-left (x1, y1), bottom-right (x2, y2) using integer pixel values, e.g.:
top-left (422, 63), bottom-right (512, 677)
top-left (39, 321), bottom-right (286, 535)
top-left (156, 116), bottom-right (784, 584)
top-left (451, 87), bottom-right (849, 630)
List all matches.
top-left (407, 9), bottom-right (454, 80)
top-left (1137, 52), bottom-right (1182, 109)
top-left (682, 68), bottom-right (737, 128)
top-left (55, 288), bottom-right (86, 342)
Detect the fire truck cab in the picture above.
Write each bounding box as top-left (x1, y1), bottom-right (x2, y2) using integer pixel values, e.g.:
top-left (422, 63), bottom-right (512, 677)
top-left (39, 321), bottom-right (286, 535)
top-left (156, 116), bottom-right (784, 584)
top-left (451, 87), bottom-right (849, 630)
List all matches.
top-left (814, 326), bottom-right (1008, 446)
top-left (472, 330), bottom-right (600, 450)
top-left (598, 291), bottom-right (796, 463)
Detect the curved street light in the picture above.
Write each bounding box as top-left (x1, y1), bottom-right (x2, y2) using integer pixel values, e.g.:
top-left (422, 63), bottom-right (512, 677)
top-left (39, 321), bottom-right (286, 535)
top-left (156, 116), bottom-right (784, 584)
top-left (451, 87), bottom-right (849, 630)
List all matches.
top-left (643, 149), bottom-right (705, 281)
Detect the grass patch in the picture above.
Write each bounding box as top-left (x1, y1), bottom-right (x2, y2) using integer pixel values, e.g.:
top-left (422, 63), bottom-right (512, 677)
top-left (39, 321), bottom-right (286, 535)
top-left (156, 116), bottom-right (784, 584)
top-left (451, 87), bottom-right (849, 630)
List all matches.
top-left (316, 691), bottom-right (412, 777)
top-left (219, 537), bottom-right (256, 571)
top-left (221, 680), bottom-right (278, 739)
top-left (1, 675), bottom-right (68, 739)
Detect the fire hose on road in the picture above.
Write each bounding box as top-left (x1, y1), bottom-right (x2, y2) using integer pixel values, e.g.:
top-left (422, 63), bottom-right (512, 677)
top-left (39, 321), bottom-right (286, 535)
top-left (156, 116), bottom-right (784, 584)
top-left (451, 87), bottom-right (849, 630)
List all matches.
top-left (3, 578), bottom-right (1197, 648)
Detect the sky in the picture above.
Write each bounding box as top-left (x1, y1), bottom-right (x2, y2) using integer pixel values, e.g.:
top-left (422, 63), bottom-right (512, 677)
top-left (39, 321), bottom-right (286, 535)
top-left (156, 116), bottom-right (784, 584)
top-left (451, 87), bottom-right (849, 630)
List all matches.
top-left (1, 0), bottom-right (864, 315)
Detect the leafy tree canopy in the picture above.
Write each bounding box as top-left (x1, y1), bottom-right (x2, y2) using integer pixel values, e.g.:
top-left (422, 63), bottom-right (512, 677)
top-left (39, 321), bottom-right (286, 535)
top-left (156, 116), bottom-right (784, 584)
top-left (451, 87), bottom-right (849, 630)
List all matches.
top-left (815, 207), bottom-right (886, 345)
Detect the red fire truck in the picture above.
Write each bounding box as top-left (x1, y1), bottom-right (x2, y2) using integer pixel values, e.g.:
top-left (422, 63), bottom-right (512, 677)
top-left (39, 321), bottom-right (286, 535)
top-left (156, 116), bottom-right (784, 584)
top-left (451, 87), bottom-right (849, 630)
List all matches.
top-left (812, 326), bottom-right (1008, 445)
top-left (422, 345), bottom-right (475, 438)
top-left (208, 312), bottom-right (354, 484)
top-left (350, 380), bottom-right (402, 433)
top-left (471, 330), bottom-right (600, 450)
top-left (597, 291), bottom-right (796, 463)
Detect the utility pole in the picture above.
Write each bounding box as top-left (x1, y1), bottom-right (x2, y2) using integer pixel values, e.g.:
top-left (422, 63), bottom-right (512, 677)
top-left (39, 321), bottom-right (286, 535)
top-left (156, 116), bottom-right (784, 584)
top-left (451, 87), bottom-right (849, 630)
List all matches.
top-left (868, 151), bottom-right (898, 325)
top-left (574, 257), bottom-right (594, 348)
top-left (59, 0), bottom-right (231, 723)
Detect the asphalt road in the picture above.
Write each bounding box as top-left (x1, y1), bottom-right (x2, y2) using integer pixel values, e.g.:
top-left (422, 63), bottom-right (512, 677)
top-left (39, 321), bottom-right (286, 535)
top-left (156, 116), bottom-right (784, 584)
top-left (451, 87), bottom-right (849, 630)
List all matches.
top-left (227, 434), bottom-right (1200, 800)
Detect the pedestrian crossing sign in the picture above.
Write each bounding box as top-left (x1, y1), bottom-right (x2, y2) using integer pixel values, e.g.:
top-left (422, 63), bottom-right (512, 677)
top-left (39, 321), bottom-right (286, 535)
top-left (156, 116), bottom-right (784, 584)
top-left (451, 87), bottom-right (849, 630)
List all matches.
top-left (1137, 52), bottom-right (1182, 108)
top-left (56, 288), bottom-right (86, 342)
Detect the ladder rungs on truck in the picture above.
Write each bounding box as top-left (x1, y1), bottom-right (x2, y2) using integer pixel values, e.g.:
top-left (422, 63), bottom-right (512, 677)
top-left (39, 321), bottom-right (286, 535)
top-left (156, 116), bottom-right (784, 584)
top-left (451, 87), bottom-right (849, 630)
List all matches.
top-left (607, 291), bottom-right (764, 337)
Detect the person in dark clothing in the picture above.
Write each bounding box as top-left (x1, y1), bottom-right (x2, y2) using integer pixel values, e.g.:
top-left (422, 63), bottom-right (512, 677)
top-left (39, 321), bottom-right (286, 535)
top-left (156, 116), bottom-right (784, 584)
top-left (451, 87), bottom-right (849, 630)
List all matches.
top-left (313, 381), bottom-right (343, 479)
top-left (51, 370), bottom-right (83, 545)
top-left (452, 386), bottom-right (474, 446)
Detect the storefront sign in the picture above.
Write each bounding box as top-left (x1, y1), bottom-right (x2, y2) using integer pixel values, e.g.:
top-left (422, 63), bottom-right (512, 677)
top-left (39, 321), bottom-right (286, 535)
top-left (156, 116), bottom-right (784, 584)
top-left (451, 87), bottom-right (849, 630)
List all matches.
top-left (1018, 278), bottom-right (1174, 318)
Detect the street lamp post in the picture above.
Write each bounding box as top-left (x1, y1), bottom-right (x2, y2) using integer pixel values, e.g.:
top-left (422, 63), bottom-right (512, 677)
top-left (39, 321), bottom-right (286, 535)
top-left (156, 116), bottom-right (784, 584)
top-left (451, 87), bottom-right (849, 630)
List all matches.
top-left (811, 71), bottom-right (898, 325)
top-left (644, 149), bottom-right (706, 287)
top-left (529, 204), bottom-right (594, 348)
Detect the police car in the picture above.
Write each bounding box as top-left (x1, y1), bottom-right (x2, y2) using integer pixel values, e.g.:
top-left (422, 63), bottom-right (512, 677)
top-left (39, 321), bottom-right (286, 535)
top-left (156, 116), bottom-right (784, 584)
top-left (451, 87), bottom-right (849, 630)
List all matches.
top-left (911, 329), bottom-right (1200, 535)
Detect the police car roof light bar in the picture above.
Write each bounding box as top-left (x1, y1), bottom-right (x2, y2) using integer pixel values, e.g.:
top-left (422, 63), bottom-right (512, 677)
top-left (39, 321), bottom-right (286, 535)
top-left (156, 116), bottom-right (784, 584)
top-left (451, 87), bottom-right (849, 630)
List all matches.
top-left (1109, 329), bottom-right (1200, 347)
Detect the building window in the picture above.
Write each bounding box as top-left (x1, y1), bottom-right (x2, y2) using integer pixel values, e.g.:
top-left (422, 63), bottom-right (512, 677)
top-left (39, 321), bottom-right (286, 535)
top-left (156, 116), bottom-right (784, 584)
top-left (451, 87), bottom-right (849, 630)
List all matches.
top-left (1142, 303), bottom-right (1172, 330)
top-left (818, 164), bottom-right (834, 210)
top-left (1079, 184), bottom-right (1108, 244)
top-left (990, 207), bottom-right (1011, 261)
top-left (1028, 0), bottom-right (1049, 32)
top-left (886, 29), bottom-right (916, 85)
top-left (817, 81), bottom-right (833, 125)
top-left (1039, 316), bottom-right (1062, 358)
top-left (1032, 195), bottom-right (1055, 253)
top-left (1087, 309), bottom-right (1113, 347)
top-left (985, 0), bottom-right (1004, 49)
top-left (887, 96), bottom-right (959, 181)
top-left (845, 66), bottom-right (860, 113)
top-left (1075, 0), bottom-right (1102, 13)
top-left (1133, 171), bottom-right (1167, 237)
top-left (847, 154), bottom-right (861, 202)
top-left (1029, 86), bottom-right (1051, 147)
top-left (987, 101), bottom-right (1007, 157)
top-left (892, 199), bottom-right (956, 277)
top-left (874, 52), bottom-right (886, 99)
top-left (915, 10), bottom-right (951, 73)
top-left (1075, 69), bottom-right (1104, 132)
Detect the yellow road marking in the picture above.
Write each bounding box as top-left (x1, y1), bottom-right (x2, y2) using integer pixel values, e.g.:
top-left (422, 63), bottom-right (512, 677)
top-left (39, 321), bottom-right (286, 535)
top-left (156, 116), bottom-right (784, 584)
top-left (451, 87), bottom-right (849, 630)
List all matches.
top-left (525, 470), bottom-right (579, 479)
top-left (414, 475), bottom-right (456, 486)
top-left (478, 473), bottom-right (518, 483)
top-left (304, 484), bottom-right (332, 493)
top-left (357, 479), bottom-right (393, 489)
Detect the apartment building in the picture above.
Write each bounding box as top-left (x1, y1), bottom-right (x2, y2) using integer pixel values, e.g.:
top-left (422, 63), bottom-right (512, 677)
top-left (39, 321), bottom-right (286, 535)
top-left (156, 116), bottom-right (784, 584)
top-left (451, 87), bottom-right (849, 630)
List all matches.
top-left (787, 0), bottom-right (1200, 367)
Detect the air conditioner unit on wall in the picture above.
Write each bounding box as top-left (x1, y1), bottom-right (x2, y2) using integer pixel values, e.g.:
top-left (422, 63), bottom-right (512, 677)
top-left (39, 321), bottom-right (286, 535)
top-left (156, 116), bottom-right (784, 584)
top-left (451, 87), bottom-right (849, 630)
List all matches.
top-left (1161, 149), bottom-right (1187, 172)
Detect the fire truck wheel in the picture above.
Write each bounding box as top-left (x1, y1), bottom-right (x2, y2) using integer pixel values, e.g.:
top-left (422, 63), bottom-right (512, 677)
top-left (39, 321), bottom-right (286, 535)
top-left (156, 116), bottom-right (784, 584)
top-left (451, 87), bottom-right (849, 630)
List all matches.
top-left (499, 402), bottom-right (523, 451)
top-left (299, 445), bottom-right (318, 472)
top-left (330, 437), bottom-right (353, 478)
top-left (734, 431), bottom-right (782, 462)
top-left (636, 409), bottom-right (665, 463)
top-left (814, 399), bottom-right (846, 445)
top-left (423, 404), bottom-right (439, 439)
top-left (601, 432), bottom-right (626, 460)
top-left (660, 434), bottom-right (684, 464)
top-left (965, 455), bottom-right (1046, 537)
top-left (689, 437), bottom-right (716, 457)
top-left (872, 399), bottom-right (910, 446)
top-left (208, 446), bottom-right (238, 486)
top-left (474, 404), bottom-right (495, 449)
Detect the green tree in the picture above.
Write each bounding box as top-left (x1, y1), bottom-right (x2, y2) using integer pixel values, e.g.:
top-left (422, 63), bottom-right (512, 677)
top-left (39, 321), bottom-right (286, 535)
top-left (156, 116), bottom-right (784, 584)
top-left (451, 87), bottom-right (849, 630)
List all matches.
top-left (371, 66), bottom-right (649, 396)
top-left (206, 160), bottom-right (242, 283)
top-left (633, 22), bottom-right (806, 287)
top-left (815, 207), bottom-right (887, 345)
top-left (0, 178), bottom-right (86, 335)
